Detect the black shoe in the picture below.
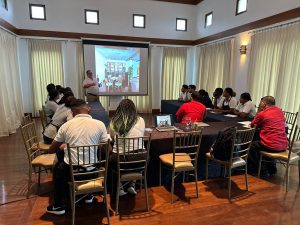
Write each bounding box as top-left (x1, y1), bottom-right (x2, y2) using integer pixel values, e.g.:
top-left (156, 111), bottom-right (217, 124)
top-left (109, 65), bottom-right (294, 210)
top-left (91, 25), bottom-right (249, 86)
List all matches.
top-left (84, 194), bottom-right (95, 204)
top-left (46, 204), bottom-right (66, 215)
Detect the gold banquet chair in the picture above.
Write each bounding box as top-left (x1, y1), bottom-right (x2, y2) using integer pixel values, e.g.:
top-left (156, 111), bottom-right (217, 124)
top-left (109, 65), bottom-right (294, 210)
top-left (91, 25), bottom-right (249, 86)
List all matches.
top-left (114, 134), bottom-right (151, 214)
top-left (21, 114), bottom-right (32, 126)
top-left (159, 129), bottom-right (203, 203)
top-left (283, 111), bottom-right (298, 141)
top-left (206, 127), bottom-right (256, 199)
top-left (67, 141), bottom-right (111, 225)
top-left (258, 125), bottom-right (300, 192)
top-left (20, 121), bottom-right (56, 198)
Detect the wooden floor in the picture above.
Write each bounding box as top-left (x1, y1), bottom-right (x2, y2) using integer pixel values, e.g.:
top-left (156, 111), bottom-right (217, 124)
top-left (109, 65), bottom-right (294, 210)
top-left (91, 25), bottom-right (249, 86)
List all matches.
top-left (0, 117), bottom-right (300, 225)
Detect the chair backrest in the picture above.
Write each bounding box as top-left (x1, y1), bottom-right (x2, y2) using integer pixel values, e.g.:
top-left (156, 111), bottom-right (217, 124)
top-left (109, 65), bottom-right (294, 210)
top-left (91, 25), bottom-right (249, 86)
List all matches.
top-left (283, 111), bottom-right (298, 139)
top-left (20, 121), bottom-right (41, 165)
top-left (288, 125), bottom-right (300, 158)
top-left (115, 134), bottom-right (152, 173)
top-left (66, 140), bottom-right (110, 189)
top-left (231, 128), bottom-right (256, 162)
top-left (173, 129), bottom-right (203, 168)
top-left (39, 109), bottom-right (47, 130)
top-left (21, 114), bottom-right (32, 126)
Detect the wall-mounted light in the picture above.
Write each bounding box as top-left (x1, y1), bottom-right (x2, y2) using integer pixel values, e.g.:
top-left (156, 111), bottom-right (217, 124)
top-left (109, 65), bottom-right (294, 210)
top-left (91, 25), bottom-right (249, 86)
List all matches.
top-left (240, 45), bottom-right (247, 54)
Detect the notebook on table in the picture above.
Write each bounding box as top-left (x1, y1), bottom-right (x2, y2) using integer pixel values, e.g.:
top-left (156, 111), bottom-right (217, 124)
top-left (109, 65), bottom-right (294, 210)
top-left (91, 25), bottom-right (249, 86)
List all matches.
top-left (154, 114), bottom-right (177, 132)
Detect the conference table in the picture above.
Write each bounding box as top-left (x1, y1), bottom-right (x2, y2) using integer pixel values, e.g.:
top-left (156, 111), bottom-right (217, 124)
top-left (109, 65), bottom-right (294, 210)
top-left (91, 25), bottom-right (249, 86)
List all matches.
top-left (146, 121), bottom-right (250, 186)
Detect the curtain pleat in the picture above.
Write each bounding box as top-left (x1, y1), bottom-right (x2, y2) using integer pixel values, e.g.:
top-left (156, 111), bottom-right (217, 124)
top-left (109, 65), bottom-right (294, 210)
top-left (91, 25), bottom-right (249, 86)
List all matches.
top-left (29, 40), bottom-right (64, 115)
top-left (248, 22), bottom-right (300, 112)
top-left (0, 29), bottom-right (23, 137)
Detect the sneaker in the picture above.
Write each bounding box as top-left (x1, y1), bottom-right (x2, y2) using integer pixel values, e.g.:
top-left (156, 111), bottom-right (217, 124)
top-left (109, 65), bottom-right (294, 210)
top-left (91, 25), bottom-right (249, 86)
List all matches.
top-left (84, 194), bottom-right (95, 204)
top-left (119, 188), bottom-right (127, 197)
top-left (46, 204), bottom-right (66, 215)
top-left (127, 186), bottom-right (137, 195)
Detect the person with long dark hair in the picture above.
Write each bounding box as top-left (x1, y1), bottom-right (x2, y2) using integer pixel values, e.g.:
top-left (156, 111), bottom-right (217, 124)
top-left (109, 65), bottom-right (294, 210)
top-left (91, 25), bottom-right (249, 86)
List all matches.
top-left (213, 87), bottom-right (237, 114)
top-left (109, 99), bottom-right (145, 196)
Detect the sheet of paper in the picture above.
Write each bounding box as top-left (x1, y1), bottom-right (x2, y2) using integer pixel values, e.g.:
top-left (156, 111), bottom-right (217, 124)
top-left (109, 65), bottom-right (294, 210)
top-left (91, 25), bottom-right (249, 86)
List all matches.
top-left (224, 114), bottom-right (238, 118)
top-left (193, 122), bottom-right (210, 127)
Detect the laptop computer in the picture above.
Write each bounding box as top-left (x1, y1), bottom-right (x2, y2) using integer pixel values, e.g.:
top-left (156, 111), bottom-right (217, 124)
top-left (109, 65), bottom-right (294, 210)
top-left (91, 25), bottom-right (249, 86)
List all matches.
top-left (154, 114), bottom-right (177, 132)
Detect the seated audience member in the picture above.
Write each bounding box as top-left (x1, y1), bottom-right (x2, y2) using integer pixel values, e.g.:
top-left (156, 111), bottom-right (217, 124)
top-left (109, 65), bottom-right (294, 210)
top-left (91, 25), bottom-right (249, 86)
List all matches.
top-left (83, 70), bottom-right (99, 102)
top-left (43, 93), bottom-right (75, 144)
top-left (55, 85), bottom-right (64, 100)
top-left (199, 89), bottom-right (213, 108)
top-left (187, 84), bottom-right (197, 101)
top-left (46, 99), bottom-right (110, 215)
top-left (45, 83), bottom-right (56, 103)
top-left (234, 92), bottom-right (256, 118)
top-left (109, 99), bottom-right (145, 196)
top-left (178, 84), bottom-right (189, 102)
top-left (44, 89), bottom-right (59, 121)
top-left (248, 96), bottom-right (288, 176)
top-left (214, 87), bottom-right (237, 114)
top-left (212, 88), bottom-right (224, 109)
top-left (176, 91), bottom-right (206, 123)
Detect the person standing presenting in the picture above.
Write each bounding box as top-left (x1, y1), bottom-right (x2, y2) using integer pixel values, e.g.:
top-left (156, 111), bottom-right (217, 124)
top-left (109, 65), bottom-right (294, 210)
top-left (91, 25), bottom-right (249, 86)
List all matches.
top-left (83, 70), bottom-right (99, 102)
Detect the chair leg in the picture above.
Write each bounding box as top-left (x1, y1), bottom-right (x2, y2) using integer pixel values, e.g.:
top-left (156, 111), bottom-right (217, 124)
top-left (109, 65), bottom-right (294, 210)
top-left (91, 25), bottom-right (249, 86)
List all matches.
top-left (285, 164), bottom-right (290, 192)
top-left (38, 167), bottom-right (41, 186)
top-left (182, 172), bottom-right (185, 183)
top-left (258, 154), bottom-right (263, 178)
top-left (228, 167), bottom-right (232, 199)
top-left (224, 166), bottom-right (227, 178)
top-left (205, 157), bottom-right (209, 180)
top-left (144, 178), bottom-right (149, 211)
top-left (194, 169), bottom-right (199, 198)
top-left (171, 169), bottom-right (175, 204)
top-left (298, 160), bottom-right (300, 187)
top-left (27, 167), bottom-right (32, 198)
top-left (245, 164), bottom-right (249, 191)
top-left (115, 179), bottom-right (120, 215)
top-left (104, 193), bottom-right (110, 225)
top-left (159, 161), bottom-right (162, 186)
top-left (69, 188), bottom-right (75, 225)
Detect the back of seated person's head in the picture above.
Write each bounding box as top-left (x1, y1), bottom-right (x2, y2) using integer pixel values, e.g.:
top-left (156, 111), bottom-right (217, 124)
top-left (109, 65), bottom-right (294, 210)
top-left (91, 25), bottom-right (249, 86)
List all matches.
top-left (182, 84), bottom-right (188, 90)
top-left (70, 99), bottom-right (90, 116)
top-left (198, 89), bottom-right (206, 97)
top-left (191, 91), bottom-right (201, 102)
top-left (56, 85), bottom-right (63, 93)
top-left (49, 89), bottom-right (59, 101)
top-left (213, 88), bottom-right (223, 97)
top-left (240, 92), bottom-right (252, 102)
top-left (64, 96), bottom-right (76, 108)
top-left (261, 96), bottom-right (276, 106)
top-left (189, 85), bottom-right (196, 91)
top-left (58, 91), bottom-right (74, 105)
top-left (224, 87), bottom-right (233, 97)
top-left (46, 83), bottom-right (56, 93)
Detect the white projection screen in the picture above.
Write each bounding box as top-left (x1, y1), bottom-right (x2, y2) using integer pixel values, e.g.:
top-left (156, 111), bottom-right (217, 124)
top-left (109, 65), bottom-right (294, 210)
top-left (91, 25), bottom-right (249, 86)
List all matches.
top-left (82, 40), bottom-right (149, 96)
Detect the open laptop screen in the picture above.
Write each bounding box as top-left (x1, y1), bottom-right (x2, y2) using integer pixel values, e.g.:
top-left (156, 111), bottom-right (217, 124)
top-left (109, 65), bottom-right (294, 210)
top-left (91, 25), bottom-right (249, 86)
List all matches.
top-left (154, 114), bottom-right (174, 127)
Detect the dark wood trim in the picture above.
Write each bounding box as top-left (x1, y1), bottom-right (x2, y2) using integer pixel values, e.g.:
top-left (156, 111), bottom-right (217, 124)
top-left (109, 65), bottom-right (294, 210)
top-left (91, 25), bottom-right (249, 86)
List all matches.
top-left (152, 109), bottom-right (160, 115)
top-left (176, 18), bottom-right (187, 32)
top-left (29, 4), bottom-right (46, 21)
top-left (0, 7), bottom-right (299, 46)
top-left (235, 0), bottom-right (248, 16)
top-left (84, 9), bottom-right (99, 25)
top-left (133, 14), bottom-right (146, 29)
top-left (195, 7), bottom-right (300, 45)
top-left (205, 12), bottom-right (213, 28)
top-left (0, 18), bottom-right (18, 34)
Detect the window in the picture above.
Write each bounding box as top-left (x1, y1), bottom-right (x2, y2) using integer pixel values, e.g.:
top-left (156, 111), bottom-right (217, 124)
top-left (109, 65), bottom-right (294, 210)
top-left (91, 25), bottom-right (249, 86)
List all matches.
top-left (236, 0), bottom-right (248, 15)
top-left (133, 14), bottom-right (145, 28)
top-left (85, 9), bottom-right (99, 25)
top-left (29, 4), bottom-right (46, 20)
top-left (176, 18), bottom-right (187, 31)
top-left (205, 12), bottom-right (213, 27)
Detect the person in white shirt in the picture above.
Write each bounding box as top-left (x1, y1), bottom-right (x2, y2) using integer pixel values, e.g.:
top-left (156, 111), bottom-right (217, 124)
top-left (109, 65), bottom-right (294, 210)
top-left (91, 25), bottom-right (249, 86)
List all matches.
top-left (213, 88), bottom-right (224, 109)
top-left (214, 87), bottom-right (237, 114)
top-left (83, 70), bottom-right (99, 102)
top-left (109, 99), bottom-right (145, 196)
top-left (44, 89), bottom-right (59, 122)
top-left (178, 84), bottom-right (189, 102)
top-left (47, 99), bottom-right (110, 215)
top-left (43, 93), bottom-right (75, 144)
top-left (187, 84), bottom-right (196, 101)
top-left (234, 92), bottom-right (256, 118)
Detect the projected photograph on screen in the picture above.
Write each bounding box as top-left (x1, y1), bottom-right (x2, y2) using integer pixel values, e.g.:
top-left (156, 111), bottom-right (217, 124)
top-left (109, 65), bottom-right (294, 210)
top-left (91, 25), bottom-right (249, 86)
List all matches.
top-left (96, 46), bottom-right (140, 93)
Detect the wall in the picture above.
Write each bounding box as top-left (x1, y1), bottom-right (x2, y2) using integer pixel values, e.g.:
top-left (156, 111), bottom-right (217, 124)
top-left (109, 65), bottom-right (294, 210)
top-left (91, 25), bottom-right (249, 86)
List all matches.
top-left (0, 0), bottom-right (15, 25)
top-left (196, 0), bottom-right (300, 38)
top-left (13, 0), bottom-right (196, 40)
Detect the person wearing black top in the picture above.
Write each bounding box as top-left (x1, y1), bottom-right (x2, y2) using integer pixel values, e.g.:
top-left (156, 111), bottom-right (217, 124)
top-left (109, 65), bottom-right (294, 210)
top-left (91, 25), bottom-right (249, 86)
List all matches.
top-left (199, 89), bottom-right (213, 108)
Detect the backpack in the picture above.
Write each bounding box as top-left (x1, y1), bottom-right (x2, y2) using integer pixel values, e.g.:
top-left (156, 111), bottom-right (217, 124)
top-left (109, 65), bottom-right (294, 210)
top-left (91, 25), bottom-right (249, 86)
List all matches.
top-left (211, 126), bottom-right (237, 160)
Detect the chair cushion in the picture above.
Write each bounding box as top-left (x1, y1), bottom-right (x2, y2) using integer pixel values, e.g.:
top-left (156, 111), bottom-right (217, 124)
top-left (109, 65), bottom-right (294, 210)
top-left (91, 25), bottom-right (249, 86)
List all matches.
top-left (206, 152), bottom-right (246, 167)
top-left (261, 150), bottom-right (300, 162)
top-left (75, 178), bottom-right (103, 191)
top-left (120, 172), bottom-right (143, 181)
top-left (159, 153), bottom-right (193, 170)
top-left (32, 154), bottom-right (56, 167)
top-left (32, 142), bottom-right (51, 151)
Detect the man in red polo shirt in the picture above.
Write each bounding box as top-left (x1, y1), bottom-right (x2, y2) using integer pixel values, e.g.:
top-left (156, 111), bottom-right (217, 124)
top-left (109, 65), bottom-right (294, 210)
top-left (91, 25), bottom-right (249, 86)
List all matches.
top-left (249, 96), bottom-right (288, 176)
top-left (176, 91), bottom-right (206, 124)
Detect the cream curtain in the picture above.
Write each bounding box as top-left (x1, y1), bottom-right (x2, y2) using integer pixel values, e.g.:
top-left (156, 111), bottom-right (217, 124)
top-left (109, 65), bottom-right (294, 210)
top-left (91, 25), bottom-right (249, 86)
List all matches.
top-left (197, 39), bottom-right (233, 95)
top-left (0, 29), bottom-right (23, 137)
top-left (248, 22), bottom-right (300, 112)
top-left (162, 47), bottom-right (187, 100)
top-left (29, 40), bottom-right (64, 115)
top-left (76, 42), bottom-right (85, 100)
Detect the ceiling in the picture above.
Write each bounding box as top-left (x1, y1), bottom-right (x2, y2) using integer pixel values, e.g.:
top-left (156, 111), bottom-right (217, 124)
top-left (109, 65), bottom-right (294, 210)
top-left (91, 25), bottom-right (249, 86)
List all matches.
top-left (154, 0), bottom-right (203, 5)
